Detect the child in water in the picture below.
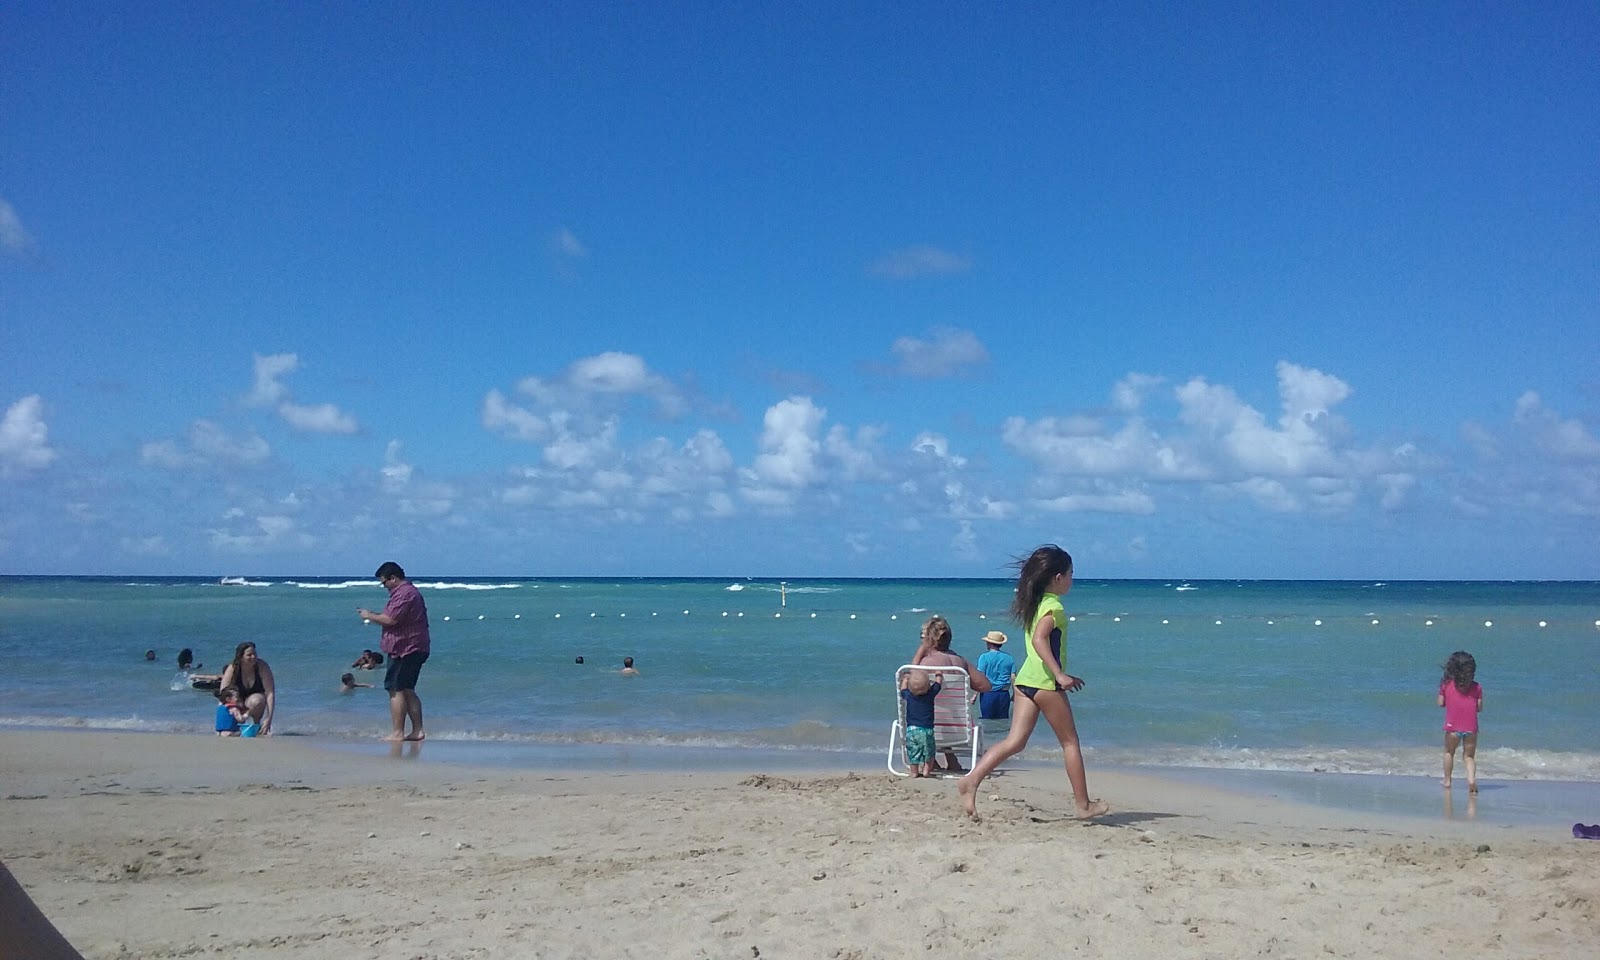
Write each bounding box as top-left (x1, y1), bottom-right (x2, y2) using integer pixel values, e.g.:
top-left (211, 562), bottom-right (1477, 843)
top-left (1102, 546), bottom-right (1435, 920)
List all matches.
top-left (1438, 650), bottom-right (1483, 793)
top-left (214, 687), bottom-right (246, 736)
top-left (899, 669), bottom-right (942, 778)
top-left (339, 673), bottom-right (373, 693)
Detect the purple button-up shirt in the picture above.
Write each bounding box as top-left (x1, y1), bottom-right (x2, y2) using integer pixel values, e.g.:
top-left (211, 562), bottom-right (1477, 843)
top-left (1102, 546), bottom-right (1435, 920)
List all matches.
top-left (380, 581), bottom-right (431, 658)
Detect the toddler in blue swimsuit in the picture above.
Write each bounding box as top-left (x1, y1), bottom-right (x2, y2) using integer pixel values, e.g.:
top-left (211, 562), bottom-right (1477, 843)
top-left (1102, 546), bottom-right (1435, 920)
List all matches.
top-left (214, 688), bottom-right (246, 736)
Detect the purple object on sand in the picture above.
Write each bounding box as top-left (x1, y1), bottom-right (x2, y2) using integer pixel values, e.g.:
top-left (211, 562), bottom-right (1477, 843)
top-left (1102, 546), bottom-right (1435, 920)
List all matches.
top-left (1574, 823), bottom-right (1600, 839)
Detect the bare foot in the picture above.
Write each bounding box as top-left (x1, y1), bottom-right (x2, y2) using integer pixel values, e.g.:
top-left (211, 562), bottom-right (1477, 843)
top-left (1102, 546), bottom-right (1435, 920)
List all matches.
top-left (1441, 778), bottom-right (1452, 788)
top-left (1468, 783), bottom-right (1478, 794)
top-left (957, 775), bottom-right (980, 821)
top-left (382, 733), bottom-right (406, 742)
top-left (1074, 799), bottom-right (1112, 820)
top-left (403, 732), bottom-right (426, 742)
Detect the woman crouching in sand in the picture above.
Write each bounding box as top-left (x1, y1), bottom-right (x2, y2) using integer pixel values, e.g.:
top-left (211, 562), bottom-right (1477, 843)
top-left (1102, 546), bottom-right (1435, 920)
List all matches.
top-left (957, 544), bottom-right (1110, 822)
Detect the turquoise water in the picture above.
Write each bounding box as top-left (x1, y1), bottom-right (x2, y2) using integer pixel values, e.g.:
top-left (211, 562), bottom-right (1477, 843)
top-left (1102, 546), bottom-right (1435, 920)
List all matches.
top-left (1, 576), bottom-right (1597, 781)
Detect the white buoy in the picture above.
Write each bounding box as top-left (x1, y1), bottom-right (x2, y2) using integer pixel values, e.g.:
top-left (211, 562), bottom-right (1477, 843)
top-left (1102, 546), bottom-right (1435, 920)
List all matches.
top-left (589, 612), bottom-right (597, 618)
top-left (683, 610), bottom-right (689, 615)
top-left (514, 614), bottom-right (521, 619)
top-left (850, 614), bottom-right (857, 620)
top-left (1113, 616), bottom-right (1121, 622)
top-left (737, 612), bottom-right (744, 618)
top-left (979, 614), bottom-right (986, 619)
top-left (1266, 620), bottom-right (1274, 625)
top-left (1215, 620), bottom-right (1222, 626)
top-left (1314, 619), bottom-right (1323, 626)
top-left (774, 612), bottom-right (781, 618)
top-left (890, 614), bottom-right (897, 620)
top-left (443, 616), bottom-right (451, 622)
top-left (478, 615), bottom-right (485, 620)
top-left (619, 613), bottom-right (626, 618)
top-left (1371, 619), bottom-right (1379, 626)
top-left (1425, 619), bottom-right (1433, 626)
top-left (555, 613), bottom-right (561, 619)
top-left (1484, 620), bottom-right (1493, 627)
top-left (1539, 620), bottom-right (1547, 628)
top-left (1068, 615), bottom-right (1076, 622)
top-left (810, 613), bottom-right (816, 618)
top-left (721, 612), bottom-right (728, 617)
top-left (1161, 619), bottom-right (1169, 625)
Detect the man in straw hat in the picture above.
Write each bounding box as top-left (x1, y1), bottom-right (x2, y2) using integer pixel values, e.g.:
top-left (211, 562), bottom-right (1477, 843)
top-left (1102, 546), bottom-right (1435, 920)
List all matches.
top-left (975, 630), bottom-right (1016, 720)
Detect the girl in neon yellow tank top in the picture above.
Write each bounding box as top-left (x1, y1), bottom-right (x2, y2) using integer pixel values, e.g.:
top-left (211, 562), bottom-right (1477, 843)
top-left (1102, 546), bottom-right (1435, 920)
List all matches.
top-left (956, 544), bottom-right (1110, 822)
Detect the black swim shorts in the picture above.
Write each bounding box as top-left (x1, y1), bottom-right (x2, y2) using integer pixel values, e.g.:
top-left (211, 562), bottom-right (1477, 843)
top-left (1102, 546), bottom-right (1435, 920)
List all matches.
top-left (383, 651), bottom-right (429, 692)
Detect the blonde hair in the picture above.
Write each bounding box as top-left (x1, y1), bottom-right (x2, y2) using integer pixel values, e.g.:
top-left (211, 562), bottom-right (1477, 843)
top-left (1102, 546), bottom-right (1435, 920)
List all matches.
top-left (905, 670), bottom-right (932, 695)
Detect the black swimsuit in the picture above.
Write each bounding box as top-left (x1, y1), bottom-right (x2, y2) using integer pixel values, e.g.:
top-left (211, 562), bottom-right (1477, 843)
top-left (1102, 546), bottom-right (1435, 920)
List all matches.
top-left (233, 664), bottom-right (266, 697)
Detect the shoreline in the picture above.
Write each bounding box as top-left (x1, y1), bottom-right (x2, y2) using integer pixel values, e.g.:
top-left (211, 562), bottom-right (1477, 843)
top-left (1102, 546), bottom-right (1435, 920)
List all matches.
top-left (6, 725), bottom-right (1592, 831)
top-left (3, 730), bottom-right (1596, 959)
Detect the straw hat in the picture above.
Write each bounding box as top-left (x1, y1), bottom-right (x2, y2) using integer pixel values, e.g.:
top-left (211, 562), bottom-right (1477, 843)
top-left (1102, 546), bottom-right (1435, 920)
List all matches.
top-left (981, 630), bottom-right (1008, 645)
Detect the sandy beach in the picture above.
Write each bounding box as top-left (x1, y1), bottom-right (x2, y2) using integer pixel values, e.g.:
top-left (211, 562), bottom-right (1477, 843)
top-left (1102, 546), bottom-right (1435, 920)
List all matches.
top-left (1, 731), bottom-right (1595, 959)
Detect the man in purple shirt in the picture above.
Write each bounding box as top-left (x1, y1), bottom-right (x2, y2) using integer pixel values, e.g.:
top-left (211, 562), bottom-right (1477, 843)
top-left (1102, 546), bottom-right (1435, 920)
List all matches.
top-left (356, 561), bottom-right (431, 742)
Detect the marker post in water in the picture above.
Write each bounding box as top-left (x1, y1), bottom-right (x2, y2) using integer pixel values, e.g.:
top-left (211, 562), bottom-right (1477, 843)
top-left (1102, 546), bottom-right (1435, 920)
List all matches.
top-left (780, 581), bottom-right (787, 608)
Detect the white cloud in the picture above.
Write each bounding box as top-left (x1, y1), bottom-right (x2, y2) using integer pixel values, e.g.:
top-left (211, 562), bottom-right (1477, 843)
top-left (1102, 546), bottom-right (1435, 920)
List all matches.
top-left (279, 402), bottom-right (358, 434)
top-left (1034, 489), bottom-right (1156, 514)
top-left (0, 197), bottom-right (35, 255)
top-left (144, 420), bottom-right (270, 470)
top-left (0, 395), bottom-right (57, 471)
top-left (1175, 361), bottom-right (1353, 476)
top-left (889, 327), bottom-right (990, 378)
top-left (209, 514), bottom-right (310, 552)
top-left (1513, 391), bottom-right (1600, 460)
top-left (868, 245), bottom-right (972, 279)
top-left (483, 389), bottom-right (551, 441)
top-left (381, 440), bottom-right (413, 490)
top-left (744, 396), bottom-right (824, 491)
top-left (189, 420), bottom-right (271, 466)
top-left (246, 353), bottom-right (359, 434)
top-left (247, 353), bottom-right (299, 407)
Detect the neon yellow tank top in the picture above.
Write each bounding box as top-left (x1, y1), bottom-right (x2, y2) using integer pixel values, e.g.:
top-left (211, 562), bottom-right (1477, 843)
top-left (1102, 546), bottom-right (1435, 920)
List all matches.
top-left (1014, 592), bottom-right (1067, 690)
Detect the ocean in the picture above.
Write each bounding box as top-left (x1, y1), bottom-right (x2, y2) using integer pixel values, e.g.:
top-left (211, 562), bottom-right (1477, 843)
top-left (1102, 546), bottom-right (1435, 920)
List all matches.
top-left (2, 575), bottom-right (1596, 786)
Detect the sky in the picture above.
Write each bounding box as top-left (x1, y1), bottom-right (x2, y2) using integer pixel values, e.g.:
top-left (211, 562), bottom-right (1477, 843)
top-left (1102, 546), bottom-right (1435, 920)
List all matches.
top-left (2, 2), bottom-right (1597, 579)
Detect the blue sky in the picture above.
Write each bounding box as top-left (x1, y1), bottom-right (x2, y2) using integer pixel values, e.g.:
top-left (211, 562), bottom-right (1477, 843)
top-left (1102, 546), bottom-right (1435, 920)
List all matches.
top-left (2, 2), bottom-right (1597, 579)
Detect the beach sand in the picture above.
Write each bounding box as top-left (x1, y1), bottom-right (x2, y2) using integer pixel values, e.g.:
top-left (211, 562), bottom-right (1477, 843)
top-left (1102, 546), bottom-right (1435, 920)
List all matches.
top-left (1, 731), bottom-right (1595, 959)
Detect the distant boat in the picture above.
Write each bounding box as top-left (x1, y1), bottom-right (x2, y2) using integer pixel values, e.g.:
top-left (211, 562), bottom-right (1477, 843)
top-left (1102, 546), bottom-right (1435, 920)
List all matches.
top-left (1175, 584), bottom-right (1198, 592)
top-left (725, 583), bottom-right (745, 592)
top-left (219, 576), bottom-right (248, 586)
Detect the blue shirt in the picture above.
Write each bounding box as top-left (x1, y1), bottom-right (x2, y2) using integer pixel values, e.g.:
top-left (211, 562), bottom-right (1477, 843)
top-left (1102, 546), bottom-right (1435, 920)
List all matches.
top-left (215, 702), bottom-right (240, 733)
top-left (901, 681), bottom-right (942, 728)
top-left (977, 649), bottom-right (1016, 690)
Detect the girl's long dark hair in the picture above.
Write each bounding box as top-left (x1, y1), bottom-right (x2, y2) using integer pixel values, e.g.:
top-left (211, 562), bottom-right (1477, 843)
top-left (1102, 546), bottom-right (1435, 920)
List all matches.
top-left (1010, 545), bottom-right (1073, 628)
top-left (1442, 650), bottom-right (1476, 694)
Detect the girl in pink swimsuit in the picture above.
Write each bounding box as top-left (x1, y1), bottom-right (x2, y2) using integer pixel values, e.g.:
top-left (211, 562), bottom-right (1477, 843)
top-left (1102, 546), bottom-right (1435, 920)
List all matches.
top-left (1438, 650), bottom-right (1483, 793)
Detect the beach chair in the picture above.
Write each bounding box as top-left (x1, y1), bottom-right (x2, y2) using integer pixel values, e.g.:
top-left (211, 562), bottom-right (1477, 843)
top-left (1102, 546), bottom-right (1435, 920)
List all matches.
top-left (887, 664), bottom-right (981, 777)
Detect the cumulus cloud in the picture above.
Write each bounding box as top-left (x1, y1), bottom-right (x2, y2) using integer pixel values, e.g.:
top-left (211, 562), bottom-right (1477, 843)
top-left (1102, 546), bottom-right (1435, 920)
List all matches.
top-left (867, 245), bottom-right (971, 279)
top-left (279, 402), bottom-right (358, 434)
top-left (0, 198), bottom-right (35, 255)
top-left (889, 328), bottom-right (990, 378)
top-left (744, 397), bottom-right (825, 492)
top-left (245, 353), bottom-right (360, 434)
top-left (1512, 391), bottom-right (1600, 461)
top-left (1004, 363), bottom-right (1417, 516)
top-left (142, 420), bottom-right (270, 470)
top-left (1458, 393), bottom-right (1600, 518)
top-left (209, 514), bottom-right (310, 552)
top-left (0, 395), bottom-right (57, 471)
top-left (487, 352), bottom-right (687, 442)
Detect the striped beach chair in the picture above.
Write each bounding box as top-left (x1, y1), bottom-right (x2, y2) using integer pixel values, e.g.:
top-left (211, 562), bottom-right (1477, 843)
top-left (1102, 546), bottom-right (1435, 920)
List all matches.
top-left (887, 664), bottom-right (981, 777)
